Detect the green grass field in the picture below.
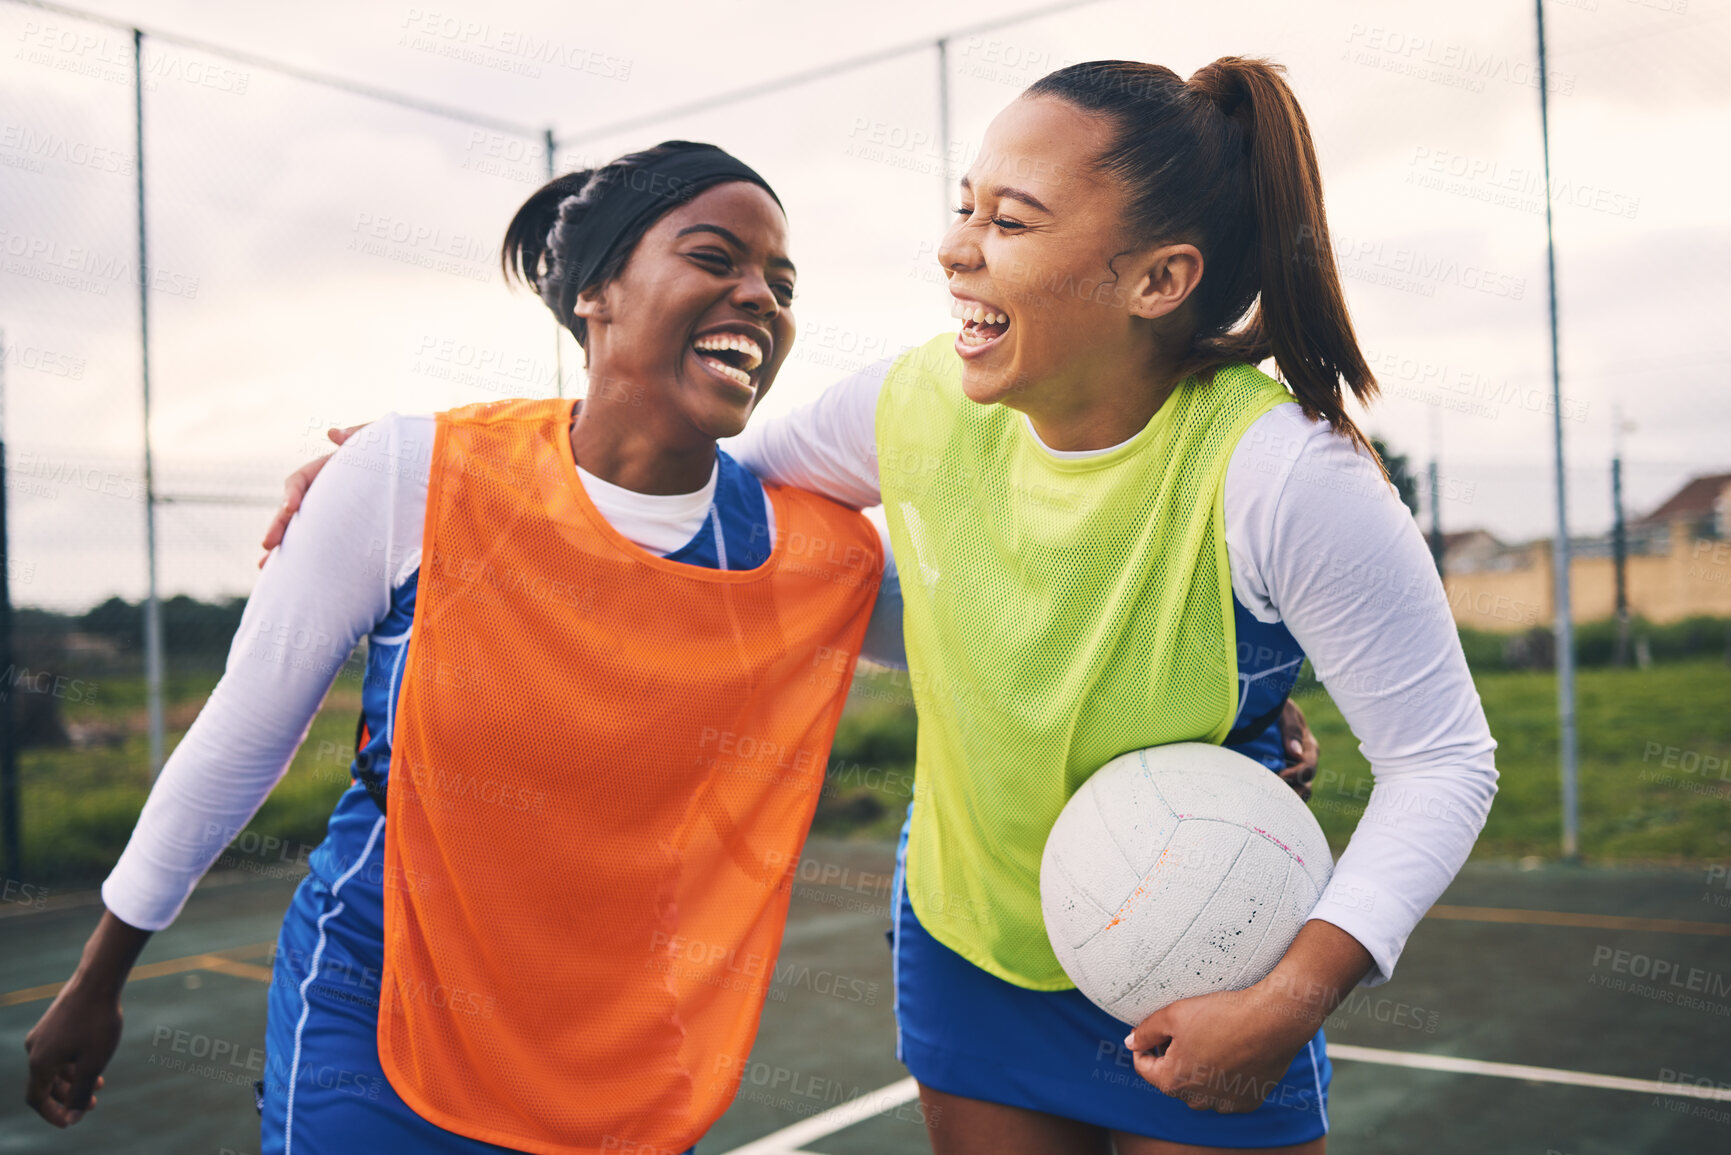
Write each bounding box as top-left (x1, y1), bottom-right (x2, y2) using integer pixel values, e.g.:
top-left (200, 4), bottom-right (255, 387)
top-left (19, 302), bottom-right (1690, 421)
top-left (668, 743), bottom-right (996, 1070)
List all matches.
top-left (6, 657), bottom-right (1728, 886)
top-left (6, 660), bottom-right (365, 885)
top-left (791, 659), bottom-right (1731, 865)
top-left (1299, 658), bottom-right (1731, 863)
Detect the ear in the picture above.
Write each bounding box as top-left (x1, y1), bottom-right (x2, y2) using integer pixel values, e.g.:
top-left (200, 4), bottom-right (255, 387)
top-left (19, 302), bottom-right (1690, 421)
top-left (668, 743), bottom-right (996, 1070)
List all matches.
top-left (1124, 242), bottom-right (1203, 322)
top-left (572, 282), bottom-right (611, 326)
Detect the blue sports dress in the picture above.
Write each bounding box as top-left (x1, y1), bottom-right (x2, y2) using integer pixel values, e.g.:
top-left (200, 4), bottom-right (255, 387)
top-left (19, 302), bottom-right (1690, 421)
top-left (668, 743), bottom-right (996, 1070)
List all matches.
top-left (257, 451), bottom-right (772, 1155)
top-left (888, 600), bottom-right (1333, 1147)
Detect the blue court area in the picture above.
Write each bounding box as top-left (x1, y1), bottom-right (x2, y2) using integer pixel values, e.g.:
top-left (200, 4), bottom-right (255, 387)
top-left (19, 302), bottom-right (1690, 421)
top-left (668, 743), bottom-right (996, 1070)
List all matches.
top-left (3, 845), bottom-right (1729, 1154)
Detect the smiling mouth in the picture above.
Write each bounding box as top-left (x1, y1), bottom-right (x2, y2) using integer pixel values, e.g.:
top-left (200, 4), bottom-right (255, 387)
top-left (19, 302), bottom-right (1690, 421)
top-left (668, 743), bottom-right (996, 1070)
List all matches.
top-left (691, 333), bottom-right (764, 390)
top-left (952, 299), bottom-right (1010, 348)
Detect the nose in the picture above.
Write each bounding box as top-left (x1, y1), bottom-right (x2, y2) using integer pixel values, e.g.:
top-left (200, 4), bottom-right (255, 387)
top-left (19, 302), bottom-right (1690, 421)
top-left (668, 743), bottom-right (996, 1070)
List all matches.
top-left (937, 213), bottom-right (982, 276)
top-left (732, 268), bottom-right (780, 317)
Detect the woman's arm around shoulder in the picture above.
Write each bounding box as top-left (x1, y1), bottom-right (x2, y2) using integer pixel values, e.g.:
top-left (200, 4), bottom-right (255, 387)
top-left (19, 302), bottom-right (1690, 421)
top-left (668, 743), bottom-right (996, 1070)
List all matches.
top-left (720, 356), bottom-right (893, 510)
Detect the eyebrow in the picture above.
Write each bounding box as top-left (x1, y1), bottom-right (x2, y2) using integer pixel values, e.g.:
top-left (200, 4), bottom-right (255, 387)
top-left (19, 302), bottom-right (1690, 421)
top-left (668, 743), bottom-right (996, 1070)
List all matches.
top-left (958, 176), bottom-right (1052, 216)
top-left (675, 224), bottom-right (796, 273)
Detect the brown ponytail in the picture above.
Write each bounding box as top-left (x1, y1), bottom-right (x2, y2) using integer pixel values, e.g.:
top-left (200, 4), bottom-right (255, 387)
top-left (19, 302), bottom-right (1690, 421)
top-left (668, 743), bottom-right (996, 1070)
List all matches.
top-left (1025, 58), bottom-right (1380, 457)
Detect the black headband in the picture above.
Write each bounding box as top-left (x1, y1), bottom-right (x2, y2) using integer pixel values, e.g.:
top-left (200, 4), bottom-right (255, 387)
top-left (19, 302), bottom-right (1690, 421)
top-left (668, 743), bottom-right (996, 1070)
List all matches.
top-left (560, 143), bottom-right (781, 294)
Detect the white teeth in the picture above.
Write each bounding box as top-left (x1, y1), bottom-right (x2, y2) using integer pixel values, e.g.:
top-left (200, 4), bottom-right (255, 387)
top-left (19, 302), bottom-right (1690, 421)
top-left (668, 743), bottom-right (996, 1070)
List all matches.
top-left (697, 353), bottom-right (753, 388)
top-left (692, 332), bottom-right (764, 371)
top-left (950, 300), bottom-right (1009, 328)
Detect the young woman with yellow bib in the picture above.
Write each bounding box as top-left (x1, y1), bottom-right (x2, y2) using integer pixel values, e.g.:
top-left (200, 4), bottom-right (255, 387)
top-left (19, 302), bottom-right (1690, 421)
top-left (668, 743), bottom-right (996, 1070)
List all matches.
top-left (720, 58), bottom-right (1498, 1154)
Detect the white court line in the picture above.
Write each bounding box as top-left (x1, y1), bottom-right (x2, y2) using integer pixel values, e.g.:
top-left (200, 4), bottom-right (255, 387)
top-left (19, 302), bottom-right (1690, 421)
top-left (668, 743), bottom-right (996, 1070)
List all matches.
top-left (716, 1076), bottom-right (919, 1155)
top-left (1330, 1044), bottom-right (1731, 1102)
top-left (718, 1049), bottom-right (1731, 1154)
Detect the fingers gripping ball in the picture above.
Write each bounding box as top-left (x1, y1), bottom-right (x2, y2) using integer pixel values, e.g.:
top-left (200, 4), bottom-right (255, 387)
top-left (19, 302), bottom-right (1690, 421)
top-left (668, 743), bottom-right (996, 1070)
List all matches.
top-left (1039, 743), bottom-right (1334, 1025)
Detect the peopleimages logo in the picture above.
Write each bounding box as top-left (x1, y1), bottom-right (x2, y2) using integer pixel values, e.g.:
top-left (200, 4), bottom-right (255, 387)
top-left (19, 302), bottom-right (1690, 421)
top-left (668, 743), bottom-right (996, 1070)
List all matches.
top-left (13, 20), bottom-right (252, 94)
top-left (0, 229), bottom-right (201, 298)
top-left (1294, 225), bottom-right (1526, 301)
top-left (1590, 945), bottom-right (1731, 1009)
top-left (397, 9), bottom-right (632, 81)
top-left (0, 341), bottom-right (86, 379)
top-left (0, 122), bottom-right (133, 176)
top-left (1406, 147), bottom-right (1641, 221)
top-left (1342, 24), bottom-right (1576, 96)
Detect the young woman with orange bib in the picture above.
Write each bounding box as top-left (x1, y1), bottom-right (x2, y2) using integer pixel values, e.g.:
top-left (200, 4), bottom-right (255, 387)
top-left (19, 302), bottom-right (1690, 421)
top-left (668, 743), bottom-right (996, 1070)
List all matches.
top-left (24, 142), bottom-right (897, 1155)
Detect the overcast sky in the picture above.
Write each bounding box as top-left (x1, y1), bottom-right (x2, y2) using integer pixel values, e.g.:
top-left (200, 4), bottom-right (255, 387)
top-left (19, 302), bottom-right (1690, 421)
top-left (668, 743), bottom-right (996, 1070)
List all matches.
top-left (1, 0), bottom-right (1726, 609)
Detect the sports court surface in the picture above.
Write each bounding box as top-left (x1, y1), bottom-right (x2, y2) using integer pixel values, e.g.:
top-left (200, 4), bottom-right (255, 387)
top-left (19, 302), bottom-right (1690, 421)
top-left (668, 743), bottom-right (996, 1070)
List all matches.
top-left (3, 838), bottom-right (1729, 1154)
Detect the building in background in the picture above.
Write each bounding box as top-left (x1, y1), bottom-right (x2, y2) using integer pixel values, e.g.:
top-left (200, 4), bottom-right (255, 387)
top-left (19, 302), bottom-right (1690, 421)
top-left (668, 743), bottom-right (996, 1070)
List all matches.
top-left (1441, 473), bottom-right (1731, 633)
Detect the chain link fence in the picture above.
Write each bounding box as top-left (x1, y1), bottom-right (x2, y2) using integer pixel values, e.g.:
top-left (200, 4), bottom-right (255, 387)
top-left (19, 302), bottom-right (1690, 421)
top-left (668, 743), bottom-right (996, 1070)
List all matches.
top-left (0, 0), bottom-right (1724, 876)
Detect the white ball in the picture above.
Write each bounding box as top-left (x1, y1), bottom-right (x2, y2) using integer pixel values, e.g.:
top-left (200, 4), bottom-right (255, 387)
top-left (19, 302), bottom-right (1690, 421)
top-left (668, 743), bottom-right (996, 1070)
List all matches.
top-left (1039, 742), bottom-right (1334, 1025)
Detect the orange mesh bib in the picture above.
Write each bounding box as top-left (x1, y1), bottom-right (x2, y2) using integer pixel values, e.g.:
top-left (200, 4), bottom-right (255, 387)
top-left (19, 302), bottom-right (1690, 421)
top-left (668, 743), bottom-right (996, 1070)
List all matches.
top-left (377, 399), bottom-right (882, 1155)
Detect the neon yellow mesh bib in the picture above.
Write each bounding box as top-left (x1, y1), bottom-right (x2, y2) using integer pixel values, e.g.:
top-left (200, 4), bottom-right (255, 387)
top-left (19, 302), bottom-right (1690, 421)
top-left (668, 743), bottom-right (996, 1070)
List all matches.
top-left (878, 334), bottom-right (1292, 989)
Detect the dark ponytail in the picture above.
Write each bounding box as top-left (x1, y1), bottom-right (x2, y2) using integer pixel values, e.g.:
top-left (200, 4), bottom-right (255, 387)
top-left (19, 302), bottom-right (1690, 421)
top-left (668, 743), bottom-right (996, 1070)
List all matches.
top-left (1025, 58), bottom-right (1379, 456)
top-left (501, 166), bottom-right (596, 315)
top-left (501, 141), bottom-right (778, 349)
top-left (501, 164), bottom-right (611, 347)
